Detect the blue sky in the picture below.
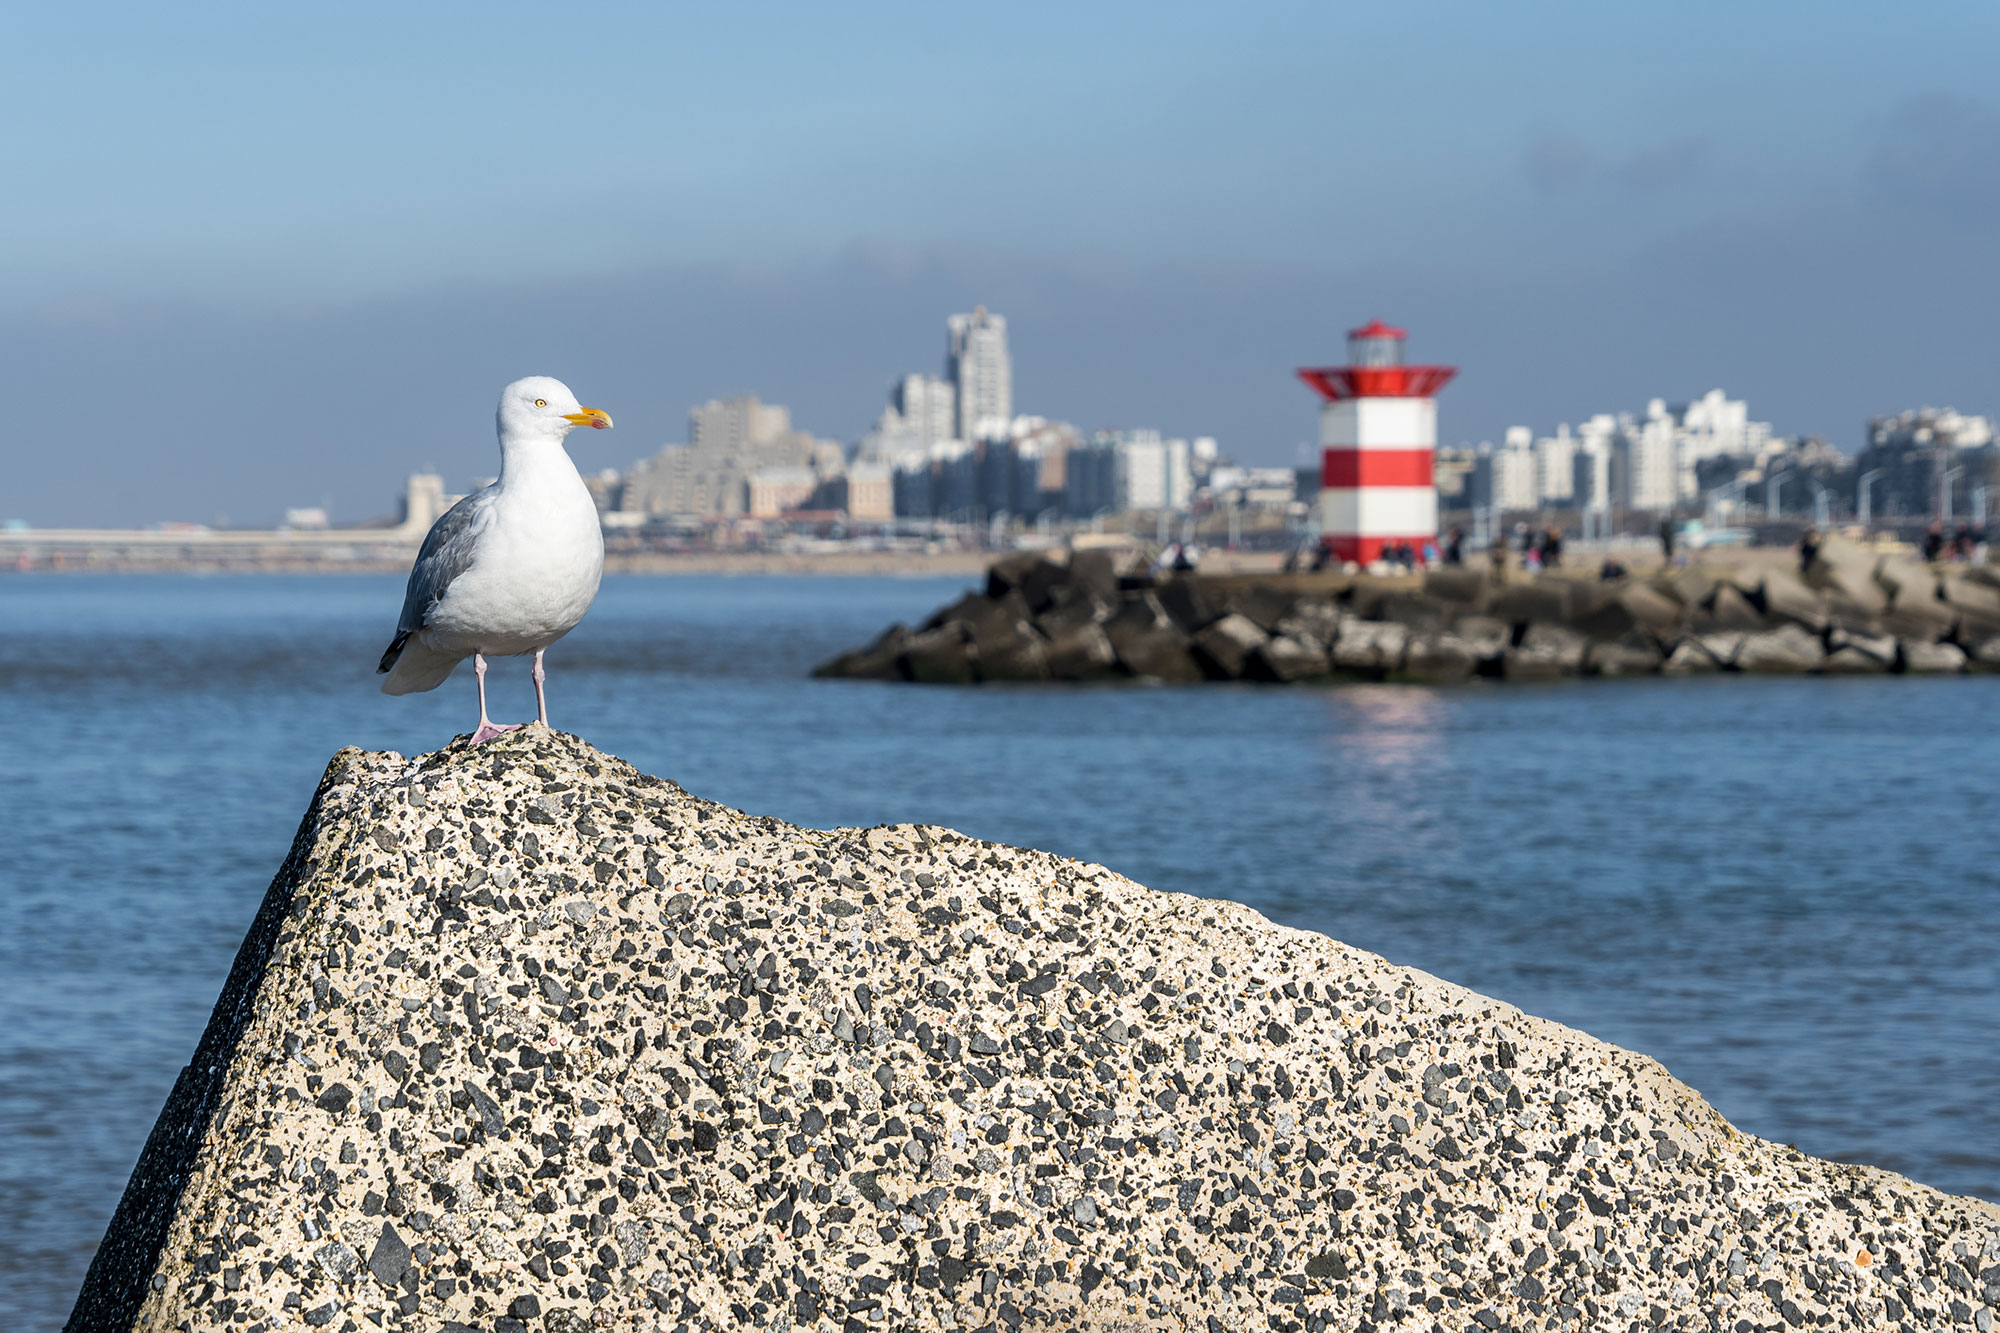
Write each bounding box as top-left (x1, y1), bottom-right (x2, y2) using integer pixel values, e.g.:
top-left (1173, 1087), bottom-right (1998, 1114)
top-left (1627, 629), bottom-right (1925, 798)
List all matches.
top-left (8, 1), bottom-right (2000, 524)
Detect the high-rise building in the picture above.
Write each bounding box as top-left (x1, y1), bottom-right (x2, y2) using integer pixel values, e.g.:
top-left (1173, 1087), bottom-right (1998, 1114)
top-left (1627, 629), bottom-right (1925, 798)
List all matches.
top-left (1491, 428), bottom-right (1538, 512)
top-left (1117, 433), bottom-right (1193, 512)
top-left (619, 396), bottom-right (824, 518)
top-left (690, 396), bottom-right (792, 455)
top-left (891, 374), bottom-right (957, 445)
top-left (891, 455), bottom-right (936, 519)
top-left (1063, 440), bottom-right (1119, 518)
top-left (890, 440), bottom-right (982, 520)
top-left (1532, 426), bottom-right (1576, 506)
top-left (1624, 404), bottom-right (1679, 512)
top-left (1669, 390), bottom-right (1769, 500)
top-left (1868, 406), bottom-right (1995, 451)
top-left (1011, 418), bottom-right (1079, 512)
top-left (1572, 416), bottom-right (1618, 514)
top-left (1857, 407), bottom-right (1997, 520)
top-left (1057, 430), bottom-right (1193, 515)
top-left (858, 372), bottom-right (955, 481)
top-left (947, 306), bottom-right (1012, 443)
top-left (977, 441), bottom-right (1017, 517)
top-left (1485, 389), bottom-right (1769, 516)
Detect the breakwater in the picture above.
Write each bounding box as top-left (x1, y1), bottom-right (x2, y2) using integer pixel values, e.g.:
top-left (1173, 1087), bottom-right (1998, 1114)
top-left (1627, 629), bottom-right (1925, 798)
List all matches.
top-left (68, 728), bottom-right (2000, 1331)
top-left (814, 543), bottom-right (2000, 684)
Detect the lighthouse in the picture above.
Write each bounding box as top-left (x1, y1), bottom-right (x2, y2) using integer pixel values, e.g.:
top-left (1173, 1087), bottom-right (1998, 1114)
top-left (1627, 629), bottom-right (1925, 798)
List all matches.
top-left (1298, 321), bottom-right (1457, 565)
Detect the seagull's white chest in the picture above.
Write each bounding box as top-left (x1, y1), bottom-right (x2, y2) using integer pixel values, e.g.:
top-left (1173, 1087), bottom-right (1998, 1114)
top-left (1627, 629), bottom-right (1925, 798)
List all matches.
top-left (423, 461), bottom-right (604, 658)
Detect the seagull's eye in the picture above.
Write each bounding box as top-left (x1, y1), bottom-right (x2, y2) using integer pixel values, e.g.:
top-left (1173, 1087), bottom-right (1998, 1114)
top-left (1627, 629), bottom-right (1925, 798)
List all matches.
top-left (534, 398), bottom-right (548, 408)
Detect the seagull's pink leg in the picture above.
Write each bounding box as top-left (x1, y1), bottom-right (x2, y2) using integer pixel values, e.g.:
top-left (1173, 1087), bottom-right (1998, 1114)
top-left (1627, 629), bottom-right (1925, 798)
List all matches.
top-left (532, 649), bottom-right (550, 728)
top-left (470, 653), bottom-right (519, 744)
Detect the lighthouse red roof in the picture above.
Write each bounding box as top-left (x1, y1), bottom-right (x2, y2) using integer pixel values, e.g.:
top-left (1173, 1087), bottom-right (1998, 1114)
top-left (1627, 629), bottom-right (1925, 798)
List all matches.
top-left (1298, 318), bottom-right (1455, 400)
top-left (1297, 365), bottom-right (1457, 401)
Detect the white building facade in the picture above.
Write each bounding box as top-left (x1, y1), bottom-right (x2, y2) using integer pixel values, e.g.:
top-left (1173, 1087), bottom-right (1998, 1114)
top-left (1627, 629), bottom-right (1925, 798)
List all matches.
top-left (891, 374), bottom-right (956, 446)
top-left (1492, 428), bottom-right (1539, 511)
top-left (1624, 404), bottom-right (1680, 512)
top-left (947, 306), bottom-right (1012, 443)
top-left (1533, 425), bottom-right (1576, 506)
top-left (1479, 389), bottom-right (1772, 515)
top-left (1108, 430), bottom-right (1193, 512)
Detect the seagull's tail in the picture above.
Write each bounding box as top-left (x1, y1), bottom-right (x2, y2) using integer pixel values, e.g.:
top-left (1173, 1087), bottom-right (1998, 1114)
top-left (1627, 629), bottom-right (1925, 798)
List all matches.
top-left (378, 634), bottom-right (463, 695)
top-left (376, 631), bottom-right (412, 675)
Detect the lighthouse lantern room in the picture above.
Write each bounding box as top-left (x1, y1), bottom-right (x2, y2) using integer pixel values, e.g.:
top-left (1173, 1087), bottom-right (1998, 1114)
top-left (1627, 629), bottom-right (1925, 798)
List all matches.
top-left (1297, 321), bottom-right (1457, 565)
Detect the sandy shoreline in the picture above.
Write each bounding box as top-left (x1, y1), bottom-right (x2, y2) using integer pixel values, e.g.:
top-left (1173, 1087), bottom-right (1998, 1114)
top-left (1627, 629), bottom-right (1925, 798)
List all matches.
top-left (1, 548), bottom-right (1302, 578)
top-left (3, 550), bottom-right (999, 578)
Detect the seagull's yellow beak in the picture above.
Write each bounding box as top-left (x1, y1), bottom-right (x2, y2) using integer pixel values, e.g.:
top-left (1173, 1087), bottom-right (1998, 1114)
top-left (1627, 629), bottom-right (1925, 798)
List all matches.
top-left (563, 407), bottom-right (613, 430)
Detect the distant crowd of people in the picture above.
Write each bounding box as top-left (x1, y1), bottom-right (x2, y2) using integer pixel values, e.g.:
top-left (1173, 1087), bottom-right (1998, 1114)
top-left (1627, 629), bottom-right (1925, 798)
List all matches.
top-left (1284, 536), bottom-right (1445, 573)
top-left (1270, 513), bottom-right (1992, 581)
top-left (1921, 521), bottom-right (1987, 565)
top-left (1283, 523), bottom-right (1560, 575)
top-left (1514, 523), bottom-right (1564, 573)
top-left (1377, 539), bottom-right (1437, 570)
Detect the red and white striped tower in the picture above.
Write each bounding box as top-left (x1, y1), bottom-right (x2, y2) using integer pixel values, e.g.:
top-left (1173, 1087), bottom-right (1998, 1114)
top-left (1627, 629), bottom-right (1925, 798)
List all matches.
top-left (1297, 320), bottom-right (1457, 565)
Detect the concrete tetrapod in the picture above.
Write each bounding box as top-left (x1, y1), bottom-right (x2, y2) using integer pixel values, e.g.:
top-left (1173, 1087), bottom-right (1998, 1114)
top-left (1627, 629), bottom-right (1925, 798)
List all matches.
top-left (70, 730), bottom-right (2000, 1332)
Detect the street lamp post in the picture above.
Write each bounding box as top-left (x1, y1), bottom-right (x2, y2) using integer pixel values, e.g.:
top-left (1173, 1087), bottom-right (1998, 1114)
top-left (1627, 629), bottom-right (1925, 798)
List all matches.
top-left (1942, 466), bottom-right (1965, 524)
top-left (1858, 469), bottom-right (1885, 527)
top-left (1707, 479), bottom-right (1747, 528)
top-left (1733, 479), bottom-right (1747, 522)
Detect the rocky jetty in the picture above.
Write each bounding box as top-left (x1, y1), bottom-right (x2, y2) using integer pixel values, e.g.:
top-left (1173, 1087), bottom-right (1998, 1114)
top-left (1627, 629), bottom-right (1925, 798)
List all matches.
top-left (814, 543), bottom-right (2000, 684)
top-left (72, 730), bottom-right (1999, 1332)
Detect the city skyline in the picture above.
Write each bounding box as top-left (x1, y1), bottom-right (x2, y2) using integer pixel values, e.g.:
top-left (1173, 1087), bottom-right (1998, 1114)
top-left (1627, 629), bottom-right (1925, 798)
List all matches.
top-left (14, 287), bottom-right (1996, 532)
top-left (7, 3), bottom-right (2000, 525)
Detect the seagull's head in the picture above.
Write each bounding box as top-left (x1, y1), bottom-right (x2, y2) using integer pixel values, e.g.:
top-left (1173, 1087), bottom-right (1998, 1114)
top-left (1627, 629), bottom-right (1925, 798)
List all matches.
top-left (496, 376), bottom-right (613, 445)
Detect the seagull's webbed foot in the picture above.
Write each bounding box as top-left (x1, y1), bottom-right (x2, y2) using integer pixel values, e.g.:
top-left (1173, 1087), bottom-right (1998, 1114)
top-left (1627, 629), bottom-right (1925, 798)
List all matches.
top-left (469, 653), bottom-right (519, 744)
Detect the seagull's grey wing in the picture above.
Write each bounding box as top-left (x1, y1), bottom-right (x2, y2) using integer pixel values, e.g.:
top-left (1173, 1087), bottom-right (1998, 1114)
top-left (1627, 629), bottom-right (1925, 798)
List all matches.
top-left (377, 489), bottom-right (494, 673)
top-left (395, 489), bottom-right (496, 635)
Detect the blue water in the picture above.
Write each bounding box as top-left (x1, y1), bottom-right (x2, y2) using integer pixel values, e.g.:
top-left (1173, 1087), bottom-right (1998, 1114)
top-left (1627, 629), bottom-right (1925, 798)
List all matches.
top-left (3, 573), bottom-right (1998, 1328)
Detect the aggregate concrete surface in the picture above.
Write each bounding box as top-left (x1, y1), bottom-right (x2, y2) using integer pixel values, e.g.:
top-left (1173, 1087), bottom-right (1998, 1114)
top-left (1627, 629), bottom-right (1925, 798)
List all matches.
top-left (69, 728), bottom-right (2000, 1332)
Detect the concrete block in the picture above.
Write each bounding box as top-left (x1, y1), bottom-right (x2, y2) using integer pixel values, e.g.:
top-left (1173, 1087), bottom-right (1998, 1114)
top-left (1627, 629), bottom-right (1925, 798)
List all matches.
top-left (1190, 613), bottom-right (1269, 681)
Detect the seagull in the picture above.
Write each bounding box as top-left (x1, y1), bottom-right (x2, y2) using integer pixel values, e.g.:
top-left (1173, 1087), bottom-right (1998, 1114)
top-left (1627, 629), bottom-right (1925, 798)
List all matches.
top-left (378, 376), bottom-right (612, 742)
